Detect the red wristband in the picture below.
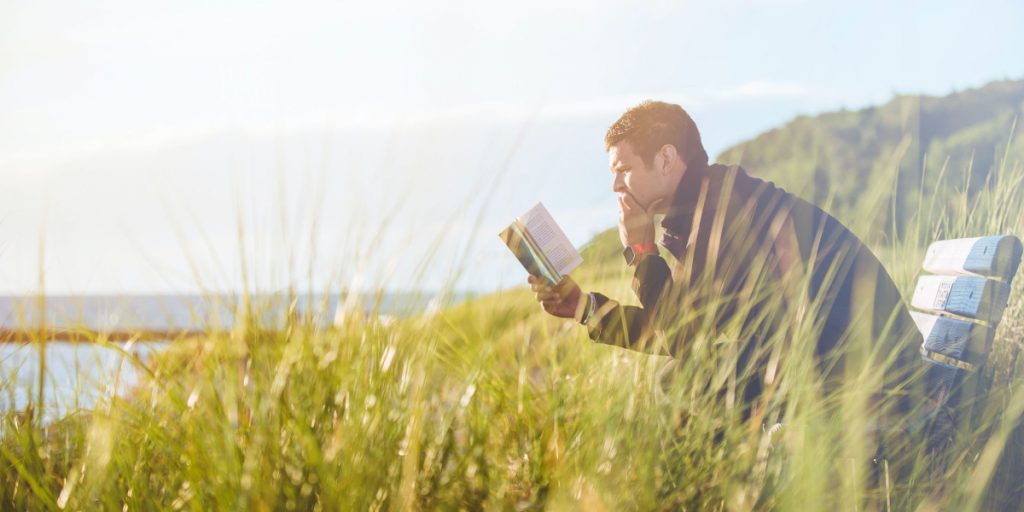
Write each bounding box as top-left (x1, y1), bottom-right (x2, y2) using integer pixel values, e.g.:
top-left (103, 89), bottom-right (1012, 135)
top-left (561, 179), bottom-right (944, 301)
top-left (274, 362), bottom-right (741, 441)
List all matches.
top-left (631, 243), bottom-right (658, 256)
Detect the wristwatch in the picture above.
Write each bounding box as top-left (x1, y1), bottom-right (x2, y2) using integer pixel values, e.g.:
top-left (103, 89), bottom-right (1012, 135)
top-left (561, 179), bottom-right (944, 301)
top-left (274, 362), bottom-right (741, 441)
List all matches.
top-left (622, 243), bottom-right (658, 266)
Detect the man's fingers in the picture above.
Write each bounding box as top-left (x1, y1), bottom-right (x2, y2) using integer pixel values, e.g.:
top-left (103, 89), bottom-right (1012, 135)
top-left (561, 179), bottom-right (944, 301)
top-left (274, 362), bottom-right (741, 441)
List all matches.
top-left (541, 300), bottom-right (563, 313)
top-left (531, 276), bottom-right (574, 307)
top-left (553, 276), bottom-right (574, 292)
top-left (620, 192), bottom-right (643, 211)
top-left (530, 281), bottom-right (552, 293)
top-left (617, 195), bottom-right (634, 214)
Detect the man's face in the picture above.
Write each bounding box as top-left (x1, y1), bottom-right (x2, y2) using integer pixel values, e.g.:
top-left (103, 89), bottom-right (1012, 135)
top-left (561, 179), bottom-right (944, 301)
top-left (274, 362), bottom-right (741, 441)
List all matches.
top-left (608, 141), bottom-right (674, 214)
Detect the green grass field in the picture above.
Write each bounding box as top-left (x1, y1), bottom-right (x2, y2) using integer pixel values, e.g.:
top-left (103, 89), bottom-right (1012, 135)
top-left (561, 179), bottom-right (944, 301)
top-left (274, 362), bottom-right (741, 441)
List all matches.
top-left (3, 143), bottom-right (1024, 510)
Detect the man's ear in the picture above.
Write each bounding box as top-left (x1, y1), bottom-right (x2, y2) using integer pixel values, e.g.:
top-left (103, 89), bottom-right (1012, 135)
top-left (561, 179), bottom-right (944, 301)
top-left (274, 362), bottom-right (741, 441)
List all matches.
top-left (659, 144), bottom-right (679, 176)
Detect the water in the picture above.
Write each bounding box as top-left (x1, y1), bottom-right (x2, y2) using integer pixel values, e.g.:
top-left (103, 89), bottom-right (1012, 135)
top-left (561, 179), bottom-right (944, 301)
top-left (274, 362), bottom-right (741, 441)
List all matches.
top-left (1, 341), bottom-right (167, 423)
top-left (0, 292), bottom-right (459, 422)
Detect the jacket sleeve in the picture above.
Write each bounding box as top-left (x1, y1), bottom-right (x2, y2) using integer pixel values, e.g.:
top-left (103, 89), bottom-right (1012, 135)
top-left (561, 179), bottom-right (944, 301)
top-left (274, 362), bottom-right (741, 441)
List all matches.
top-left (586, 254), bottom-right (673, 355)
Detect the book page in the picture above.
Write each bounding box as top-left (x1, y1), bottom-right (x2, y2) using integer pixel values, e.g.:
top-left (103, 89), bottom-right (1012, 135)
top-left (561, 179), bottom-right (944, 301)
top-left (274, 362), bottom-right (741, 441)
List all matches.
top-left (520, 203), bottom-right (583, 276)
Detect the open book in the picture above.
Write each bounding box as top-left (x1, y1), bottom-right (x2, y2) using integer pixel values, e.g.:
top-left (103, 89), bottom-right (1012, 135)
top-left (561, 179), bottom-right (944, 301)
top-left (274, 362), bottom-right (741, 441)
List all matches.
top-left (498, 203), bottom-right (583, 286)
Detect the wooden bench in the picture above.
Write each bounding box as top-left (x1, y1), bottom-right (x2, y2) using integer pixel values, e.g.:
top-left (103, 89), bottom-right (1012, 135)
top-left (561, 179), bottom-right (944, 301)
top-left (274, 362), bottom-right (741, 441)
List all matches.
top-left (912, 235), bottom-right (1021, 370)
top-left (908, 235), bottom-right (1023, 465)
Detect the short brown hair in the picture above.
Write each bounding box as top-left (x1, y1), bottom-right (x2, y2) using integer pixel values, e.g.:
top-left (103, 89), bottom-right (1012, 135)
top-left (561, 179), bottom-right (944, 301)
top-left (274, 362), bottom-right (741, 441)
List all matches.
top-left (604, 100), bottom-right (708, 171)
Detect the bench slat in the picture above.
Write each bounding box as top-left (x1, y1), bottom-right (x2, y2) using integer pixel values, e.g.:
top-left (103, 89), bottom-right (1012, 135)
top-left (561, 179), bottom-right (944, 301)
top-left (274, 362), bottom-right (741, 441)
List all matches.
top-left (922, 235), bottom-right (1023, 281)
top-left (911, 275), bottom-right (1011, 322)
top-left (911, 311), bottom-right (992, 368)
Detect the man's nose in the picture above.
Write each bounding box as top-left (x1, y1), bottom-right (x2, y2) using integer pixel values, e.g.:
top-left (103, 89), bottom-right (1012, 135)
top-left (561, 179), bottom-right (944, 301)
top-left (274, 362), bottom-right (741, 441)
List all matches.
top-left (612, 173), bottom-right (625, 193)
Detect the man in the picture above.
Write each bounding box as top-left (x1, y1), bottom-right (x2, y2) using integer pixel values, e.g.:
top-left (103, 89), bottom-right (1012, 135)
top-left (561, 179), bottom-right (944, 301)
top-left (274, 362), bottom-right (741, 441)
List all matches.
top-left (529, 100), bottom-right (924, 433)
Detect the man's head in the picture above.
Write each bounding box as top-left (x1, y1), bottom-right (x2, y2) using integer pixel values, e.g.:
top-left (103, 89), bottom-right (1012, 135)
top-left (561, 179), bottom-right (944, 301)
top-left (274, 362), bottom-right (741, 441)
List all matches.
top-left (604, 101), bottom-right (708, 215)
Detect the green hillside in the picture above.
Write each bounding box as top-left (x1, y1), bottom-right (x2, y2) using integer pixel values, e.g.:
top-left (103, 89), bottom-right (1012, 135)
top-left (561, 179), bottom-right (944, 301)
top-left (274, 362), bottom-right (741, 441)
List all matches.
top-left (717, 78), bottom-right (1024, 242)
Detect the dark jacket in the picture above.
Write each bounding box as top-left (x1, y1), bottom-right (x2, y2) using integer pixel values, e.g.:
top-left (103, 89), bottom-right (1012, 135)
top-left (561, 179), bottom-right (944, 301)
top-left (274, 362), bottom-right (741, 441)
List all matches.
top-left (587, 163), bottom-right (923, 416)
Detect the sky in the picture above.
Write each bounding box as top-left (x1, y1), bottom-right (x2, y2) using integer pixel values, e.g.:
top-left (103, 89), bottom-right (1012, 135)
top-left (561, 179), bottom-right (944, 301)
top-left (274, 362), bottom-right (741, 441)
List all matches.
top-left (1, 0), bottom-right (1023, 295)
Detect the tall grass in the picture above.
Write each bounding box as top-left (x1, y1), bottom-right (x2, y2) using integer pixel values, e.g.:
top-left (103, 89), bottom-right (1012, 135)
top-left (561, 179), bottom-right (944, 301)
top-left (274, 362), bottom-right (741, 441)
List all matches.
top-left (2, 131), bottom-right (1024, 511)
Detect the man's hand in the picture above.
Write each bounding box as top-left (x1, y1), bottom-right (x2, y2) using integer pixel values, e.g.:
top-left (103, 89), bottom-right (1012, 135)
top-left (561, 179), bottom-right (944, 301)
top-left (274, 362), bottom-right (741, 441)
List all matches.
top-left (528, 275), bottom-right (583, 319)
top-left (618, 193), bottom-right (662, 249)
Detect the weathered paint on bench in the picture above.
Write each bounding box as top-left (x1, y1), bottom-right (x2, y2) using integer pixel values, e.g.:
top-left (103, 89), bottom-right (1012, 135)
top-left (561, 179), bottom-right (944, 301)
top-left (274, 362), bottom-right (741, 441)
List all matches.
top-left (911, 275), bottom-right (1011, 323)
top-left (922, 235), bottom-right (1023, 280)
top-left (911, 311), bottom-right (991, 369)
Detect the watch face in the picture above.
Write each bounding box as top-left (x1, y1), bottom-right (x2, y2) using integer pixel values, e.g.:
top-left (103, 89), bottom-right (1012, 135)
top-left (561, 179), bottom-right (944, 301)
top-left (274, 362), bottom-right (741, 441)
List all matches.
top-left (622, 245), bottom-right (636, 264)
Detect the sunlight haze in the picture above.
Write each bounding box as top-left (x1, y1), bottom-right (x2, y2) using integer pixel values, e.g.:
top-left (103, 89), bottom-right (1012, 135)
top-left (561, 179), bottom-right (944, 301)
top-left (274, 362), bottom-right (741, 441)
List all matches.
top-left (2, 0), bottom-right (1022, 294)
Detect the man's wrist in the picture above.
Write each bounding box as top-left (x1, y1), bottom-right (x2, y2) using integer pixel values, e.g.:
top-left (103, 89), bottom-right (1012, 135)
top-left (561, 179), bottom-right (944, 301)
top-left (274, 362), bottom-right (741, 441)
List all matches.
top-left (633, 242), bottom-right (658, 265)
top-left (576, 292), bottom-right (597, 325)
top-left (623, 242), bottom-right (659, 266)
